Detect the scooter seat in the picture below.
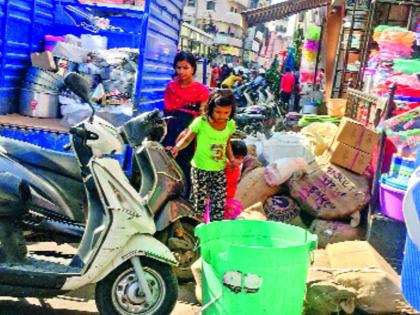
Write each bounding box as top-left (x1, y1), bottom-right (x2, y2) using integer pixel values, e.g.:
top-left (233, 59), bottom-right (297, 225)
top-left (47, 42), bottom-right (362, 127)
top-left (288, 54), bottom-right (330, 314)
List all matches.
top-left (0, 136), bottom-right (81, 180)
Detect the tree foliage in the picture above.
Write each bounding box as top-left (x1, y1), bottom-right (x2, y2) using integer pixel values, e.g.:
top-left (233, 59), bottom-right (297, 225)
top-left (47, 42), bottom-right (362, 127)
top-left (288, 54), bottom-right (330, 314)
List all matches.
top-left (265, 55), bottom-right (281, 97)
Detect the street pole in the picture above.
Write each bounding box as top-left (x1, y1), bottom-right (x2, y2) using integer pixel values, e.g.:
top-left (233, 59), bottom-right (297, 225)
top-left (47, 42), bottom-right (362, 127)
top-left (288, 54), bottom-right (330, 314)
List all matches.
top-left (203, 57), bottom-right (207, 85)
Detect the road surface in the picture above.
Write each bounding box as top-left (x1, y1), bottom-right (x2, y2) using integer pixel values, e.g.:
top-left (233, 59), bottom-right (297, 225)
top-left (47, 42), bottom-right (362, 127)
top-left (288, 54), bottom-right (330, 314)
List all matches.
top-left (0, 243), bottom-right (201, 314)
top-left (0, 283), bottom-right (200, 314)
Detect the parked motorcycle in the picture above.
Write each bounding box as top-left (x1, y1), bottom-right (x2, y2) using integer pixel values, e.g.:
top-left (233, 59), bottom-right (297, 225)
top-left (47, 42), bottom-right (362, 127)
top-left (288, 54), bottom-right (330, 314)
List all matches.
top-left (120, 110), bottom-right (200, 280)
top-left (236, 104), bottom-right (277, 137)
top-left (233, 81), bottom-right (252, 108)
top-left (0, 73), bottom-right (178, 315)
top-left (0, 81), bottom-right (200, 281)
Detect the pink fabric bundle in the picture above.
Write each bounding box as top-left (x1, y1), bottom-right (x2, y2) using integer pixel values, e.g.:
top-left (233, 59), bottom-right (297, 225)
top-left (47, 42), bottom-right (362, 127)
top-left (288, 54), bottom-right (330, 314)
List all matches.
top-left (378, 43), bottom-right (414, 60)
top-left (304, 40), bottom-right (320, 52)
top-left (299, 72), bottom-right (316, 84)
top-left (203, 198), bottom-right (243, 223)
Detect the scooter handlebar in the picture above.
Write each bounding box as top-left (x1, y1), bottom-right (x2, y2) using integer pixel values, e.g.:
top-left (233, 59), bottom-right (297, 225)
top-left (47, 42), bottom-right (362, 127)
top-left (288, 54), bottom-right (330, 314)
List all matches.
top-left (63, 143), bottom-right (72, 151)
top-left (69, 127), bottom-right (99, 141)
top-left (165, 148), bottom-right (174, 158)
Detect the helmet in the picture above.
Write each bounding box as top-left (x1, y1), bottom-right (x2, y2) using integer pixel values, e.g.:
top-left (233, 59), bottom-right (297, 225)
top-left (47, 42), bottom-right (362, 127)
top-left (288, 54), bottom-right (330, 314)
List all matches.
top-left (258, 69), bottom-right (266, 75)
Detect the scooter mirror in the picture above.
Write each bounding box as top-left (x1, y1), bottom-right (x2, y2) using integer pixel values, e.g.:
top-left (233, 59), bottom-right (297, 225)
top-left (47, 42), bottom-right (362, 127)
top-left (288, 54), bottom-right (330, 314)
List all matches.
top-left (64, 73), bottom-right (91, 103)
top-left (64, 72), bottom-right (95, 122)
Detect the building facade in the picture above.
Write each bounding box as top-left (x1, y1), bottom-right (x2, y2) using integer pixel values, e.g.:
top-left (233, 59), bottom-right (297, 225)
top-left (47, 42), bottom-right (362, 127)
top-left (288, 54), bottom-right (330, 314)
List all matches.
top-left (258, 18), bottom-right (291, 67)
top-left (179, 22), bottom-right (214, 58)
top-left (183, 0), bottom-right (250, 64)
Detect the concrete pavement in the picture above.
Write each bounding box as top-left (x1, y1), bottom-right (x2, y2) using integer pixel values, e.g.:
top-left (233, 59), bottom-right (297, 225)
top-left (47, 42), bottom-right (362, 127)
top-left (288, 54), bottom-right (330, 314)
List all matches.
top-left (0, 243), bottom-right (202, 314)
top-left (0, 283), bottom-right (201, 314)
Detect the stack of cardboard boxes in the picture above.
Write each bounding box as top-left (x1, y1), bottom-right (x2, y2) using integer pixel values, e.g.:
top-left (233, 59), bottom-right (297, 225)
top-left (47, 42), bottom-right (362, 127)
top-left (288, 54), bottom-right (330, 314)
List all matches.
top-left (326, 118), bottom-right (380, 175)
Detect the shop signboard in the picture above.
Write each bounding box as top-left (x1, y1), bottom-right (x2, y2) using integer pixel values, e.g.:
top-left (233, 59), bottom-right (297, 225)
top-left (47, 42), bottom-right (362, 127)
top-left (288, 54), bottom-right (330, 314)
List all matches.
top-left (219, 45), bottom-right (240, 56)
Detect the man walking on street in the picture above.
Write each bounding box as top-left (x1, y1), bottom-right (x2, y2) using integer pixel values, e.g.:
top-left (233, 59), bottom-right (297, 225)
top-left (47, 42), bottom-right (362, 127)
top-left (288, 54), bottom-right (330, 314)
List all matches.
top-left (279, 67), bottom-right (295, 111)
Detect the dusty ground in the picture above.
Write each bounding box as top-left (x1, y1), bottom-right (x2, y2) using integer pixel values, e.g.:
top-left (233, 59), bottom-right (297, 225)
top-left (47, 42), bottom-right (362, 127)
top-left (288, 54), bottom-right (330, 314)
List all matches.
top-left (0, 242), bottom-right (200, 314)
top-left (0, 282), bottom-right (200, 314)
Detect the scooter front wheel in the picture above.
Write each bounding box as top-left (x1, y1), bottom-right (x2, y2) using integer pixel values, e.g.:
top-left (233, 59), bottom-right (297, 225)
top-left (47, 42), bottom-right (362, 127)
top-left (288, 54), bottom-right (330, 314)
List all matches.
top-left (95, 257), bottom-right (178, 315)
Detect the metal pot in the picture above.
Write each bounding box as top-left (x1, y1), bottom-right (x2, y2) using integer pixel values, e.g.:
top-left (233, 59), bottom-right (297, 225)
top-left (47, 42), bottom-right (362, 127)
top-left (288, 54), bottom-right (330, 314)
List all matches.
top-left (19, 89), bottom-right (59, 118)
top-left (25, 67), bottom-right (64, 91)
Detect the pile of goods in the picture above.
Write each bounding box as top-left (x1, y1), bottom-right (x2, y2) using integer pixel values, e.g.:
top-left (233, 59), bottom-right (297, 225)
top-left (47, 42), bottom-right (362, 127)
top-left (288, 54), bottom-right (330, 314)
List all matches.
top-left (364, 25), bottom-right (418, 107)
top-left (300, 24), bottom-right (321, 87)
top-left (20, 33), bottom-right (139, 126)
top-left (232, 117), bottom-right (379, 251)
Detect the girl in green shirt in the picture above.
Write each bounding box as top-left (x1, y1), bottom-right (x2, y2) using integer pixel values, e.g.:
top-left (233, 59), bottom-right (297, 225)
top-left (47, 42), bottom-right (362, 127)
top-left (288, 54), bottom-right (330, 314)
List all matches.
top-left (171, 90), bottom-right (239, 222)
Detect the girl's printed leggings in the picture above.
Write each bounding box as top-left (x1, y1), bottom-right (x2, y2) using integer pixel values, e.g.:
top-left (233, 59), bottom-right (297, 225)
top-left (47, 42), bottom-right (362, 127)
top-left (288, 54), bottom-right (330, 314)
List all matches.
top-left (191, 167), bottom-right (226, 222)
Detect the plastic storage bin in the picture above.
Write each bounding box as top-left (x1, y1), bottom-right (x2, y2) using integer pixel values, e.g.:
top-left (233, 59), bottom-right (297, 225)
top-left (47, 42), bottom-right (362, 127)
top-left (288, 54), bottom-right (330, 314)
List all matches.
top-left (44, 35), bottom-right (65, 51)
top-left (327, 98), bottom-right (347, 118)
top-left (379, 175), bottom-right (406, 222)
top-left (389, 155), bottom-right (415, 178)
top-left (302, 101), bottom-right (319, 114)
top-left (196, 220), bottom-right (317, 315)
top-left (262, 133), bottom-right (314, 163)
top-left (0, 0), bottom-right (184, 114)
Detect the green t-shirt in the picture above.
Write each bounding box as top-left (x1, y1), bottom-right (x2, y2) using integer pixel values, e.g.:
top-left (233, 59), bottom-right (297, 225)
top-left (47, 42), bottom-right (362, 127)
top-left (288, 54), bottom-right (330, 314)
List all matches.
top-left (189, 117), bottom-right (236, 171)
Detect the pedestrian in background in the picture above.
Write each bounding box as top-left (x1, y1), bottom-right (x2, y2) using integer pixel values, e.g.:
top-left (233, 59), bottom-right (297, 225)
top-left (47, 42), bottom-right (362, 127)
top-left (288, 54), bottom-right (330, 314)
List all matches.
top-left (219, 64), bottom-right (232, 86)
top-left (210, 64), bottom-right (221, 88)
top-left (292, 68), bottom-right (301, 112)
top-left (279, 67), bottom-right (295, 111)
top-left (221, 70), bottom-right (243, 89)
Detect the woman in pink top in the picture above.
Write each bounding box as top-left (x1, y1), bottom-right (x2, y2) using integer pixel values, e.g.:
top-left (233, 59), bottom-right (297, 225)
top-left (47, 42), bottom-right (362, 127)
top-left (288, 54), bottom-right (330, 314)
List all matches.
top-left (163, 52), bottom-right (210, 196)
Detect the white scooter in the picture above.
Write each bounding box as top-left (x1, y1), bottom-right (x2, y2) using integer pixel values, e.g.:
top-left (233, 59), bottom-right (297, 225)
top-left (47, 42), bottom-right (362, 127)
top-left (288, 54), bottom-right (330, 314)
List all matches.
top-left (0, 73), bottom-right (178, 315)
top-left (257, 87), bottom-right (267, 105)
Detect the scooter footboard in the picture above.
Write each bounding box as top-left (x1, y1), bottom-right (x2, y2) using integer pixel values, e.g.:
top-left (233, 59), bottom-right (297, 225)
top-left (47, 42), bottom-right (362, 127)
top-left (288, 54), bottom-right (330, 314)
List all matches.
top-left (118, 234), bottom-right (178, 266)
top-left (62, 234), bottom-right (177, 290)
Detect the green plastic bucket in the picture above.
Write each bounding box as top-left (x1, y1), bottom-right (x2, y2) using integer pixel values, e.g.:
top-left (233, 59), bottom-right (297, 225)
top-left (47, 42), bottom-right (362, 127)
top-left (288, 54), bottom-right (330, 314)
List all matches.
top-left (195, 220), bottom-right (317, 315)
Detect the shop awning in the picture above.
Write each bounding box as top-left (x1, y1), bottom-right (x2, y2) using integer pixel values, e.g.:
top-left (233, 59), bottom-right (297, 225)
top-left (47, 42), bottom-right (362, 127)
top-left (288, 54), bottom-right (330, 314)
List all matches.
top-left (242, 0), bottom-right (330, 27)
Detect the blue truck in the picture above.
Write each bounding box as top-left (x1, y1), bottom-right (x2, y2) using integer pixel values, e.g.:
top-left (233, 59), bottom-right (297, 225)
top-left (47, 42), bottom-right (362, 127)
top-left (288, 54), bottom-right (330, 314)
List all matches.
top-left (0, 0), bottom-right (185, 147)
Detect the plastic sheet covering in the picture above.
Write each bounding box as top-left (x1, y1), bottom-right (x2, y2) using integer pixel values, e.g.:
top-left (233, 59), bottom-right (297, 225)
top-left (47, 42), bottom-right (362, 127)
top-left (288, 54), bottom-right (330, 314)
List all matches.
top-left (373, 26), bottom-right (416, 46)
top-left (379, 107), bottom-right (420, 155)
top-left (301, 122), bottom-right (339, 155)
top-left (393, 59), bottom-right (420, 75)
top-left (306, 24), bottom-right (321, 41)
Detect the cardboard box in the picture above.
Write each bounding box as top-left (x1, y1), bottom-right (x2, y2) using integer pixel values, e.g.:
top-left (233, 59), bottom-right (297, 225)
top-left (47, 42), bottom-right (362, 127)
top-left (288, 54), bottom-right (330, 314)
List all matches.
top-left (31, 51), bottom-right (56, 71)
top-left (335, 117), bottom-right (380, 154)
top-left (327, 141), bottom-right (372, 175)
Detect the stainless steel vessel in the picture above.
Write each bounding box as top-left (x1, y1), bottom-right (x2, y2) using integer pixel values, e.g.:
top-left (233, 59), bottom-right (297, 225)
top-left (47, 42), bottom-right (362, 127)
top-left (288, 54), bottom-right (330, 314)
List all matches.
top-left (19, 89), bottom-right (59, 118)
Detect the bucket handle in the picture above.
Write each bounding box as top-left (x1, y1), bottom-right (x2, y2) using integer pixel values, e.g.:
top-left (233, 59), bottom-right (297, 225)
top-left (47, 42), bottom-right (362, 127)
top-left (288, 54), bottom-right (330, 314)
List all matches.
top-left (306, 232), bottom-right (318, 265)
top-left (198, 259), bottom-right (222, 314)
top-left (305, 231), bottom-right (318, 251)
top-left (309, 238), bottom-right (317, 251)
top-left (199, 294), bottom-right (222, 314)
